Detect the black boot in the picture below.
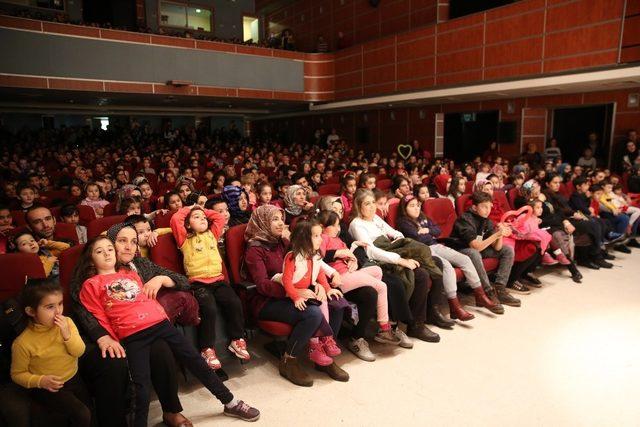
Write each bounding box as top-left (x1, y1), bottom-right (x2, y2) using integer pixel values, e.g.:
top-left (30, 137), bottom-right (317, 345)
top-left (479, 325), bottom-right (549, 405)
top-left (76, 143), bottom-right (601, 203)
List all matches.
top-left (567, 262), bottom-right (583, 283)
top-left (627, 238), bottom-right (640, 248)
top-left (427, 304), bottom-right (455, 329)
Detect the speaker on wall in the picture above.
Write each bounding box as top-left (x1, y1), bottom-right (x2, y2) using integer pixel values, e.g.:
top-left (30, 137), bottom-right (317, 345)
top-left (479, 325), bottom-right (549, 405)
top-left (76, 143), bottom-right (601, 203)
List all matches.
top-left (498, 121), bottom-right (517, 144)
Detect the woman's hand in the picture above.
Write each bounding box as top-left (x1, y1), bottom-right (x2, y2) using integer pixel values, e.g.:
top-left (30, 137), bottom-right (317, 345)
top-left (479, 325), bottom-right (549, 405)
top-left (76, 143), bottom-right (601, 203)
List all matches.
top-left (397, 258), bottom-right (419, 270)
top-left (143, 275), bottom-right (171, 299)
top-left (303, 202), bottom-right (315, 211)
top-left (96, 335), bottom-right (126, 358)
top-left (353, 240), bottom-right (369, 248)
top-left (347, 259), bottom-right (358, 272)
top-left (281, 225), bottom-right (291, 240)
top-left (563, 220), bottom-right (575, 234)
top-left (294, 298), bottom-right (307, 311)
top-left (54, 315), bottom-right (70, 341)
top-left (330, 273), bottom-right (342, 287)
top-left (327, 288), bottom-right (343, 300)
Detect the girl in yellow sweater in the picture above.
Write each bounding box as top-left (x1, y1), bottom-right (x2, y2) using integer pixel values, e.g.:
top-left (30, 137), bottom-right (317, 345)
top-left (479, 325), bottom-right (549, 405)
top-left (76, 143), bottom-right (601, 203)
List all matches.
top-left (11, 279), bottom-right (90, 427)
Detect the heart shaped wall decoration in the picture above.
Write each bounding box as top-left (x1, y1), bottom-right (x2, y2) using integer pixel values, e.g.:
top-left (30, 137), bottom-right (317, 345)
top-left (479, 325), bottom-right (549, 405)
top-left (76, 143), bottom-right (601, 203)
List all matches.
top-left (397, 144), bottom-right (412, 160)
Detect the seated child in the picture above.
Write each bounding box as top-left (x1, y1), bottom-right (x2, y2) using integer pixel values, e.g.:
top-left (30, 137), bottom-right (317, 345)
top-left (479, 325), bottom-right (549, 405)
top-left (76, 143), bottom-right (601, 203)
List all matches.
top-left (11, 279), bottom-right (91, 427)
top-left (11, 231), bottom-right (70, 278)
top-left (76, 236), bottom-right (259, 426)
top-left (79, 182), bottom-right (109, 218)
top-left (60, 204), bottom-right (88, 244)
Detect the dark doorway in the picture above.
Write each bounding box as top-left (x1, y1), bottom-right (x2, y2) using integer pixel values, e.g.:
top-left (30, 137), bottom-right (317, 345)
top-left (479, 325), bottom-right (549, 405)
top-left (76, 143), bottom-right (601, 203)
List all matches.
top-left (444, 110), bottom-right (499, 163)
top-left (552, 104), bottom-right (614, 167)
top-left (83, 0), bottom-right (137, 30)
top-left (449, 0), bottom-right (516, 19)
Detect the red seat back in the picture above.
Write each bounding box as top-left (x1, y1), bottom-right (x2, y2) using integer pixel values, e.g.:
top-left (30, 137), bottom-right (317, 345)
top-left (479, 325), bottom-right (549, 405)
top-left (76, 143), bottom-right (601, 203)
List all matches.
top-left (464, 180), bottom-right (474, 194)
top-left (87, 215), bottom-right (127, 239)
top-left (318, 183), bottom-right (341, 196)
top-left (0, 253), bottom-right (47, 301)
top-left (54, 223), bottom-right (80, 245)
top-left (225, 224), bottom-right (248, 285)
top-left (386, 202), bottom-right (399, 229)
top-left (58, 244), bottom-right (85, 312)
top-left (76, 204), bottom-right (97, 226)
top-left (456, 194), bottom-right (472, 216)
top-left (508, 187), bottom-right (519, 209)
top-left (423, 198), bottom-right (457, 238)
top-left (149, 233), bottom-right (185, 275)
top-left (377, 179), bottom-right (392, 191)
top-left (325, 175), bottom-right (340, 184)
top-left (493, 190), bottom-right (510, 214)
top-left (102, 203), bottom-right (117, 217)
top-left (10, 210), bottom-right (27, 226)
top-left (154, 211), bottom-right (175, 228)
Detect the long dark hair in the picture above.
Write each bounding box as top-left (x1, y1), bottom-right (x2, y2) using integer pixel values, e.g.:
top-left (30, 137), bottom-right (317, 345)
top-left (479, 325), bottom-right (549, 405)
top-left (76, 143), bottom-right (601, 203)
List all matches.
top-left (71, 236), bottom-right (123, 287)
top-left (398, 195), bottom-right (426, 225)
top-left (289, 219), bottom-right (320, 259)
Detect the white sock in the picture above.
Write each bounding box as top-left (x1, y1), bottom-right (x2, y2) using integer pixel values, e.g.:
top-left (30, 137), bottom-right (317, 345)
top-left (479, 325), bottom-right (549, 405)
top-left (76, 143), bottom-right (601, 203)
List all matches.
top-left (225, 398), bottom-right (239, 408)
top-left (309, 337), bottom-right (320, 344)
top-left (554, 248), bottom-right (562, 255)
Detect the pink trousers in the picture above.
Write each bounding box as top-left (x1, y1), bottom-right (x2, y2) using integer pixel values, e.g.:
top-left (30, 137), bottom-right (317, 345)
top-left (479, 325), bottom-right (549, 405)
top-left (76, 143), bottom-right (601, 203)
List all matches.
top-left (338, 266), bottom-right (389, 324)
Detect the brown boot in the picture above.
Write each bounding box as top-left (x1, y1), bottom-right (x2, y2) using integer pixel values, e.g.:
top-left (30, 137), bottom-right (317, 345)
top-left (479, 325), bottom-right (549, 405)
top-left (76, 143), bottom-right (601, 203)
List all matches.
top-left (315, 362), bottom-right (350, 382)
top-left (279, 354), bottom-right (313, 387)
top-left (477, 286), bottom-right (505, 314)
top-left (447, 297), bottom-right (474, 321)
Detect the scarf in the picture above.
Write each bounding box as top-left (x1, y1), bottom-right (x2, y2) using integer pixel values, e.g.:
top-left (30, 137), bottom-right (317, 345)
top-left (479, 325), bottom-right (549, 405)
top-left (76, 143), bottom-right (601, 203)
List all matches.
top-left (106, 222), bottom-right (138, 243)
top-left (433, 174), bottom-right (450, 196)
top-left (245, 204), bottom-right (284, 245)
top-left (223, 185), bottom-right (250, 222)
top-left (284, 184), bottom-right (304, 216)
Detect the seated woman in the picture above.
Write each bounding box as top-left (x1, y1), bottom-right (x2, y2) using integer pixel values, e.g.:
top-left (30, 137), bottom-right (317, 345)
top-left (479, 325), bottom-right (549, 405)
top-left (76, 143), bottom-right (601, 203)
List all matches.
top-left (69, 222), bottom-right (197, 427)
top-left (348, 189), bottom-right (442, 342)
top-left (243, 205), bottom-right (349, 386)
top-left (283, 184), bottom-right (314, 225)
top-left (223, 185), bottom-right (251, 226)
top-left (396, 195), bottom-right (499, 320)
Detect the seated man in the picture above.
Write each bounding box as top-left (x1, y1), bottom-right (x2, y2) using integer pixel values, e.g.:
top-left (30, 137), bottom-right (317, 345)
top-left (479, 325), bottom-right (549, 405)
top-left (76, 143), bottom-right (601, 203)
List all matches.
top-left (448, 191), bottom-right (519, 310)
top-left (25, 206), bottom-right (75, 245)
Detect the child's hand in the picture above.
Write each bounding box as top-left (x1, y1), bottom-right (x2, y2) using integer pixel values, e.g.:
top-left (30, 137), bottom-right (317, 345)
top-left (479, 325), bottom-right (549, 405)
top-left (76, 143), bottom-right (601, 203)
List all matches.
top-left (335, 249), bottom-right (355, 260)
top-left (54, 315), bottom-right (71, 340)
top-left (347, 259), bottom-right (358, 273)
top-left (330, 272), bottom-right (343, 287)
top-left (354, 240), bottom-right (368, 248)
top-left (303, 202), bottom-right (314, 211)
top-left (40, 375), bottom-right (64, 393)
top-left (296, 288), bottom-right (315, 299)
top-left (417, 227), bottom-right (430, 235)
top-left (327, 288), bottom-right (343, 300)
top-left (147, 231), bottom-right (159, 248)
top-left (294, 298), bottom-right (307, 311)
top-left (281, 225), bottom-right (291, 240)
top-left (95, 207), bottom-right (104, 216)
top-left (315, 285), bottom-right (327, 302)
top-left (37, 239), bottom-right (49, 247)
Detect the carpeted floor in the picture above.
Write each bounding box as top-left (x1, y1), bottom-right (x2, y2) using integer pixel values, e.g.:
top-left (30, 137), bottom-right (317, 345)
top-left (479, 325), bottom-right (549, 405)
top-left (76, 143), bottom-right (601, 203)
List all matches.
top-left (149, 250), bottom-right (640, 427)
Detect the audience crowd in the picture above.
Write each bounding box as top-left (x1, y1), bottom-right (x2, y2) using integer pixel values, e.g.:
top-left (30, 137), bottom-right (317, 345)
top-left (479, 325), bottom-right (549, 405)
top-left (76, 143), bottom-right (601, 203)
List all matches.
top-left (0, 121), bottom-right (639, 427)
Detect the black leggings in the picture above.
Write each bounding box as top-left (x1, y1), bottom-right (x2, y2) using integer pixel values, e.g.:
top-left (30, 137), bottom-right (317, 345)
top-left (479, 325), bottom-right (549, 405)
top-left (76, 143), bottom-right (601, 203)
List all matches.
top-left (409, 267), bottom-right (430, 326)
top-left (192, 281), bottom-right (245, 349)
top-left (258, 299), bottom-right (334, 357)
top-left (30, 373), bottom-right (92, 427)
top-left (122, 320), bottom-right (233, 427)
top-left (508, 251), bottom-right (542, 285)
top-left (571, 218), bottom-right (604, 259)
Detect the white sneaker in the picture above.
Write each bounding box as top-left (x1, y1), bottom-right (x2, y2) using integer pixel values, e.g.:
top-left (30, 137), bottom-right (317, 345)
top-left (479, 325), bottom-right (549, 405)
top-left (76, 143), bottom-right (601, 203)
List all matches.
top-left (393, 328), bottom-right (414, 349)
top-left (347, 338), bottom-right (376, 362)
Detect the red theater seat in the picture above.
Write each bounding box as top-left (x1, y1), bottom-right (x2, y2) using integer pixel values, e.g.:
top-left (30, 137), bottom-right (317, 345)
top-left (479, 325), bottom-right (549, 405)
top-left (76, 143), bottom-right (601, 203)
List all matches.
top-left (0, 253), bottom-right (47, 301)
top-left (87, 215), bottom-right (127, 239)
top-left (102, 203), bottom-right (117, 217)
top-left (10, 210), bottom-right (27, 226)
top-left (154, 211), bottom-right (175, 228)
top-left (377, 179), bottom-right (392, 191)
top-left (76, 204), bottom-right (97, 226)
top-left (456, 194), bottom-right (472, 216)
top-left (318, 183), bottom-right (341, 196)
top-left (58, 244), bottom-right (85, 312)
top-left (149, 233), bottom-right (185, 275)
top-left (386, 202), bottom-right (399, 229)
top-left (422, 198), bottom-right (456, 238)
top-left (508, 187), bottom-right (519, 209)
top-left (55, 223), bottom-right (80, 245)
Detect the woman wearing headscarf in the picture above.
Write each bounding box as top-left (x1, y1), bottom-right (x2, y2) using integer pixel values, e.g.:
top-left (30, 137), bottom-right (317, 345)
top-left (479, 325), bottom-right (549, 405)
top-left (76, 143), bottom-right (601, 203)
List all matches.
top-left (243, 205), bottom-right (349, 386)
top-left (69, 222), bottom-right (197, 427)
top-left (222, 185), bottom-right (251, 226)
top-left (283, 184), bottom-right (314, 225)
top-left (433, 174), bottom-right (451, 198)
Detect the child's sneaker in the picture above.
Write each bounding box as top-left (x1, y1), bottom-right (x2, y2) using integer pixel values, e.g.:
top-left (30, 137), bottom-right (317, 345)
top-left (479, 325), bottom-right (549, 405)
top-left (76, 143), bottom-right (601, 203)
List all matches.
top-left (541, 253), bottom-right (558, 266)
top-left (374, 329), bottom-right (402, 345)
top-left (201, 347), bottom-right (222, 370)
top-left (320, 336), bottom-right (341, 357)
top-left (555, 252), bottom-right (571, 265)
top-left (223, 400), bottom-right (260, 422)
top-left (308, 340), bottom-right (333, 366)
top-left (228, 339), bottom-right (251, 360)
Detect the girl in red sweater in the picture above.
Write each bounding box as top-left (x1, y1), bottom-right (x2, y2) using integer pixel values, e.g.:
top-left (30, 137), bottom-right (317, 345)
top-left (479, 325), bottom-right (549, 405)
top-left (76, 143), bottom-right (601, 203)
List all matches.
top-left (76, 236), bottom-right (259, 427)
top-left (282, 220), bottom-right (343, 367)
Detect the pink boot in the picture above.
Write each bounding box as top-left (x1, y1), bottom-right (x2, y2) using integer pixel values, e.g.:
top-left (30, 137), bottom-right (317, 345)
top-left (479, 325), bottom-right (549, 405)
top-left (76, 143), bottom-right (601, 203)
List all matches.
top-left (555, 252), bottom-right (571, 265)
top-left (320, 335), bottom-right (342, 357)
top-left (308, 340), bottom-right (333, 366)
top-left (541, 252), bottom-right (559, 266)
